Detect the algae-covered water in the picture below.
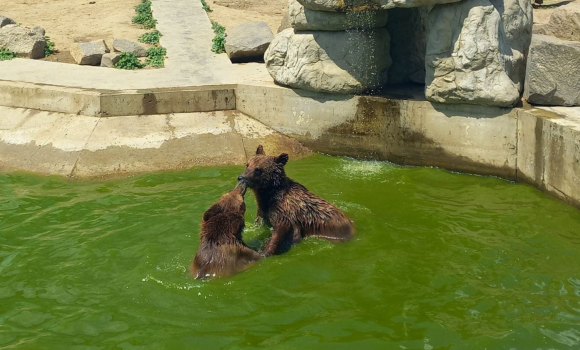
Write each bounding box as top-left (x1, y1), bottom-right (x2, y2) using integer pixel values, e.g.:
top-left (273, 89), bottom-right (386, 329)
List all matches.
top-left (1, 154), bottom-right (580, 349)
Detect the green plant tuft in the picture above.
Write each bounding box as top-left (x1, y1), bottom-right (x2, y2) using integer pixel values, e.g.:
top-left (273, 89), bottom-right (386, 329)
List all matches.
top-left (139, 30), bottom-right (162, 45)
top-left (0, 47), bottom-right (17, 61)
top-left (115, 52), bottom-right (144, 70)
top-left (146, 46), bottom-right (167, 67)
top-left (211, 21), bottom-right (226, 54)
top-left (201, 0), bottom-right (212, 12)
top-left (44, 36), bottom-right (56, 57)
top-left (132, 0), bottom-right (157, 29)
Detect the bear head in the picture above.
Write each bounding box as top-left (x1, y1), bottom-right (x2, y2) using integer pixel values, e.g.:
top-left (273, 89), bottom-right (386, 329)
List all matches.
top-left (202, 180), bottom-right (247, 223)
top-left (238, 145), bottom-right (289, 189)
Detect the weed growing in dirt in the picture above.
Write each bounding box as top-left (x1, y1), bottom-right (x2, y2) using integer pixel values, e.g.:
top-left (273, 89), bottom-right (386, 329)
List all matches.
top-left (133, 0), bottom-right (157, 29)
top-left (0, 48), bottom-right (17, 61)
top-left (139, 30), bottom-right (162, 45)
top-left (201, 0), bottom-right (212, 12)
top-left (211, 21), bottom-right (226, 54)
top-left (115, 52), bottom-right (144, 69)
top-left (146, 46), bottom-right (167, 67)
top-left (44, 36), bottom-right (56, 57)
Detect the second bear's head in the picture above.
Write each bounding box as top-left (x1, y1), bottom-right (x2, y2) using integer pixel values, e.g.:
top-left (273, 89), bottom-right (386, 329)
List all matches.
top-left (238, 145), bottom-right (289, 189)
top-left (202, 181), bottom-right (247, 223)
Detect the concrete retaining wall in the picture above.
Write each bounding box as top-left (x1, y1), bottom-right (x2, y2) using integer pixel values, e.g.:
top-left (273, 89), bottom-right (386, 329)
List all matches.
top-left (237, 84), bottom-right (580, 209)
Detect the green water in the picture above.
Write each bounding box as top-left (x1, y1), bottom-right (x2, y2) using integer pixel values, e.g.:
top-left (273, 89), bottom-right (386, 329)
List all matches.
top-left (1, 155), bottom-right (580, 349)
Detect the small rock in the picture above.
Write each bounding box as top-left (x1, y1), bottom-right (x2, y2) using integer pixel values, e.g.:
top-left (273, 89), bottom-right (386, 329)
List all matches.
top-left (0, 24), bottom-right (46, 58)
top-left (278, 9), bottom-right (291, 33)
top-left (31, 26), bottom-right (45, 36)
top-left (524, 34), bottom-right (580, 106)
top-left (536, 2), bottom-right (580, 42)
top-left (70, 39), bottom-right (109, 65)
top-left (112, 38), bottom-right (147, 57)
top-left (225, 22), bottom-right (274, 63)
top-left (100, 52), bottom-right (121, 67)
top-left (0, 15), bottom-right (16, 28)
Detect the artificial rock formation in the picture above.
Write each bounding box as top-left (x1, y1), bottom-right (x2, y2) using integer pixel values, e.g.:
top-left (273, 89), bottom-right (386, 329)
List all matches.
top-left (524, 35), bottom-right (580, 106)
top-left (297, 0), bottom-right (460, 11)
top-left (265, 28), bottom-right (391, 93)
top-left (289, 0), bottom-right (388, 31)
top-left (425, 0), bottom-right (533, 107)
top-left (0, 25), bottom-right (47, 59)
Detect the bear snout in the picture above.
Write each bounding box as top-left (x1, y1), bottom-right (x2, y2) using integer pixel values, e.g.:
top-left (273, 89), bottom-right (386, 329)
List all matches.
top-left (237, 175), bottom-right (244, 182)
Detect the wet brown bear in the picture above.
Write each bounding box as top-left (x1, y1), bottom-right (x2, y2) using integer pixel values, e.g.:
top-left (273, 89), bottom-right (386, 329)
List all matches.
top-left (190, 181), bottom-right (261, 279)
top-left (238, 145), bottom-right (355, 256)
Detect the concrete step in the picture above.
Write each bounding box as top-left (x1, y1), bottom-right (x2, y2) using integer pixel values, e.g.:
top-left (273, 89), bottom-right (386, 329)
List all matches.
top-left (0, 106), bottom-right (310, 178)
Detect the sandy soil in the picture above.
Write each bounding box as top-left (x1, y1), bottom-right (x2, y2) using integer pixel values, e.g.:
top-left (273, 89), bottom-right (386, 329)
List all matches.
top-left (205, 0), bottom-right (287, 33)
top-left (2, 0), bottom-right (148, 63)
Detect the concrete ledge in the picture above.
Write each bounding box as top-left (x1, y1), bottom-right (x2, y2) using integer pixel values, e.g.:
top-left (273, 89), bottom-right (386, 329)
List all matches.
top-left (0, 80), bottom-right (236, 116)
top-left (237, 84), bottom-right (518, 180)
top-left (0, 106), bottom-right (310, 178)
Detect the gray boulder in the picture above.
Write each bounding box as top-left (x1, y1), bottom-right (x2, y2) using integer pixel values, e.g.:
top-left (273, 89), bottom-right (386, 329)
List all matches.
top-left (524, 34), bottom-right (580, 106)
top-left (0, 25), bottom-right (46, 59)
top-left (0, 15), bottom-right (16, 28)
top-left (225, 22), bottom-right (274, 62)
top-left (70, 39), bottom-right (110, 65)
top-left (100, 52), bottom-right (122, 68)
top-left (534, 2), bottom-right (580, 42)
top-left (296, 0), bottom-right (461, 11)
top-left (425, 0), bottom-right (533, 107)
top-left (289, 0), bottom-right (388, 31)
top-left (265, 28), bottom-right (391, 93)
top-left (113, 38), bottom-right (147, 57)
top-left (278, 7), bottom-right (292, 33)
top-left (387, 7), bottom-right (427, 85)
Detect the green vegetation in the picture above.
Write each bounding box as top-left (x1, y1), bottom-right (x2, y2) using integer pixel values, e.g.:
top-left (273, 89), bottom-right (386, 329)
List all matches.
top-left (115, 52), bottom-right (145, 70)
top-left (145, 46), bottom-right (167, 67)
top-left (44, 36), bottom-right (56, 57)
top-left (132, 0), bottom-right (157, 29)
top-left (0, 47), bottom-right (17, 61)
top-left (139, 30), bottom-right (162, 45)
top-left (201, 0), bottom-right (212, 12)
top-left (211, 21), bottom-right (226, 54)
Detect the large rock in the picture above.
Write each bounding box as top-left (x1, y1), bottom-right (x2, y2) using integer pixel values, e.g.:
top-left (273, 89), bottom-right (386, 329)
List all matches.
top-left (0, 25), bottom-right (46, 59)
top-left (70, 39), bottom-right (110, 65)
top-left (0, 15), bottom-right (15, 28)
top-left (265, 28), bottom-right (391, 94)
top-left (296, 0), bottom-right (461, 11)
top-left (534, 2), bottom-right (580, 42)
top-left (289, 0), bottom-right (388, 31)
top-left (113, 38), bottom-right (147, 57)
top-left (524, 35), bottom-right (580, 106)
top-left (225, 22), bottom-right (274, 63)
top-left (425, 0), bottom-right (533, 107)
top-left (387, 7), bottom-right (427, 84)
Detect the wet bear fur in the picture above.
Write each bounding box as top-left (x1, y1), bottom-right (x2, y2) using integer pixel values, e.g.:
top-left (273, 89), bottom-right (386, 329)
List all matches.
top-left (190, 182), bottom-right (261, 279)
top-left (238, 145), bottom-right (355, 256)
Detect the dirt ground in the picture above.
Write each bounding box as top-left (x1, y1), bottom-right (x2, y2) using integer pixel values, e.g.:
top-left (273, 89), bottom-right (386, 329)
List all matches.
top-left (206, 0), bottom-right (287, 33)
top-left (2, 0), bottom-right (148, 63)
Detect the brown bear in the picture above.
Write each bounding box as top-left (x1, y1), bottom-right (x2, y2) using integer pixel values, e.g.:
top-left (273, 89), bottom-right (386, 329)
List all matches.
top-left (238, 145), bottom-right (355, 256)
top-left (190, 181), bottom-right (261, 279)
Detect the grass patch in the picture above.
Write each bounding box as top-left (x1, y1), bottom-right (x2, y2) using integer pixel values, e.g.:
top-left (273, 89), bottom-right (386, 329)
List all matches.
top-left (115, 52), bottom-right (144, 70)
top-left (132, 0), bottom-right (157, 29)
top-left (0, 47), bottom-right (17, 61)
top-left (211, 21), bottom-right (226, 54)
top-left (146, 46), bottom-right (167, 67)
top-left (139, 30), bottom-right (162, 45)
top-left (44, 36), bottom-right (56, 57)
top-left (201, 0), bottom-right (212, 12)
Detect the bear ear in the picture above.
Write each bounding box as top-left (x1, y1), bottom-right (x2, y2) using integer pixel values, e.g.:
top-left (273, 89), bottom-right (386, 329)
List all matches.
top-left (275, 153), bottom-right (289, 165)
top-left (256, 145), bottom-right (265, 155)
top-left (202, 204), bottom-right (223, 222)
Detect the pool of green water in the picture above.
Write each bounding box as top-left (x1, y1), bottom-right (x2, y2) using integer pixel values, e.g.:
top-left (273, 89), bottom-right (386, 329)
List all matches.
top-left (1, 154), bottom-right (580, 349)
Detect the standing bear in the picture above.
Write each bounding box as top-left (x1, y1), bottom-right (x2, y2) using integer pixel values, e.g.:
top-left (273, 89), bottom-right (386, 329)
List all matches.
top-left (238, 145), bottom-right (355, 256)
top-left (190, 181), bottom-right (261, 279)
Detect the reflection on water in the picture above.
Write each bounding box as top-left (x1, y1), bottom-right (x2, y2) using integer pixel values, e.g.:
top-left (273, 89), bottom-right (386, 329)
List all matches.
top-left (1, 154), bottom-right (580, 349)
